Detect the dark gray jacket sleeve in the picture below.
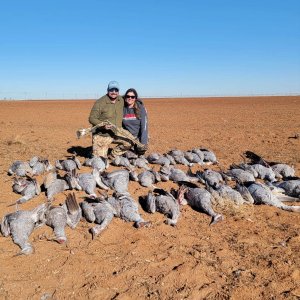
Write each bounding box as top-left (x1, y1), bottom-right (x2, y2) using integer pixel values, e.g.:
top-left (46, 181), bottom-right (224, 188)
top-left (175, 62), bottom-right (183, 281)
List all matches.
top-left (139, 103), bottom-right (148, 145)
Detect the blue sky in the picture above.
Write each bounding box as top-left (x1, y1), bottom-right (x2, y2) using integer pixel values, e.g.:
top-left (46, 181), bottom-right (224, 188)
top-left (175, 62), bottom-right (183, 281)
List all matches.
top-left (0, 0), bottom-right (299, 99)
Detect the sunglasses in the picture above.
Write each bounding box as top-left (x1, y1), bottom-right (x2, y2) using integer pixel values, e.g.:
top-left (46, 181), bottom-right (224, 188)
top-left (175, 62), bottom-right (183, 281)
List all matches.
top-left (108, 88), bottom-right (119, 93)
top-left (126, 95), bottom-right (136, 99)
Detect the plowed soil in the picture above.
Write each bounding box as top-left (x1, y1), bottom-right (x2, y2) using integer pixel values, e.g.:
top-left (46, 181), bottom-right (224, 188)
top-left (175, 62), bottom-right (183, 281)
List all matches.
top-left (0, 96), bottom-right (300, 300)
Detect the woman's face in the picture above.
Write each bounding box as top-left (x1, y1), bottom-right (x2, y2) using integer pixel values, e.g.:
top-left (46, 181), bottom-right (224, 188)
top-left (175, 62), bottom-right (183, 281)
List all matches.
top-left (125, 92), bottom-right (136, 107)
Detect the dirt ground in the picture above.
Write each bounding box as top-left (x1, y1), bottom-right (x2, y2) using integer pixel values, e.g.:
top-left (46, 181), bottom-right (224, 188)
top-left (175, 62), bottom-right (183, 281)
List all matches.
top-left (0, 96), bottom-right (299, 300)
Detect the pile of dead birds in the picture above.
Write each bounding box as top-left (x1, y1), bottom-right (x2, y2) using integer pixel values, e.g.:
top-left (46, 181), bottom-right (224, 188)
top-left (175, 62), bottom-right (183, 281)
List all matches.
top-left (1, 148), bottom-right (300, 255)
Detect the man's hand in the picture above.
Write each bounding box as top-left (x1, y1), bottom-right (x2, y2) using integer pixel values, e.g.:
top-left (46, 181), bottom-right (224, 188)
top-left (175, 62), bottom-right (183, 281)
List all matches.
top-left (96, 120), bottom-right (114, 130)
top-left (104, 124), bottom-right (114, 130)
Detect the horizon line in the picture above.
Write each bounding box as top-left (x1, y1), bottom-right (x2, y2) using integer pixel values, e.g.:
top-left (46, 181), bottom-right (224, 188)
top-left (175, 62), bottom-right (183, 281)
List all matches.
top-left (0, 92), bottom-right (300, 101)
top-left (1, 92), bottom-right (300, 101)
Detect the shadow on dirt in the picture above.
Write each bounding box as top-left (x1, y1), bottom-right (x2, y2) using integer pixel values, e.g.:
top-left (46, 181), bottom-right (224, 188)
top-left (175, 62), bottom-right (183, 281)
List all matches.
top-left (67, 146), bottom-right (92, 158)
top-left (139, 195), bottom-right (149, 212)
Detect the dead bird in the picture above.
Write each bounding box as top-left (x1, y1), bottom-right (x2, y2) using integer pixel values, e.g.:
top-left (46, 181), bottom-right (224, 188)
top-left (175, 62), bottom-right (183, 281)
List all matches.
top-left (130, 156), bottom-right (151, 170)
top-left (241, 151), bottom-right (291, 181)
top-left (28, 156), bottom-right (53, 176)
top-left (45, 175), bottom-right (69, 201)
top-left (200, 149), bottom-right (218, 165)
top-left (146, 152), bottom-right (160, 162)
top-left (191, 148), bottom-right (205, 164)
top-left (158, 165), bottom-right (193, 183)
top-left (137, 169), bottom-right (161, 188)
top-left (173, 155), bottom-right (193, 167)
top-left (242, 181), bottom-right (300, 212)
top-left (196, 169), bottom-right (224, 188)
top-left (81, 194), bottom-right (116, 238)
top-left (129, 170), bottom-right (139, 182)
top-left (32, 159), bottom-right (53, 176)
top-left (251, 164), bottom-right (276, 182)
top-left (271, 164), bottom-right (295, 179)
top-left (177, 182), bottom-right (223, 225)
top-left (168, 149), bottom-right (184, 157)
top-left (45, 193), bottom-right (82, 243)
top-left (11, 176), bottom-right (41, 205)
top-left (100, 169), bottom-right (130, 193)
top-left (183, 151), bottom-right (194, 163)
top-left (230, 163), bottom-right (259, 178)
top-left (242, 150), bottom-right (270, 167)
top-left (83, 156), bottom-right (108, 172)
top-left (43, 169), bottom-right (58, 190)
top-left (164, 153), bottom-right (176, 165)
top-left (159, 165), bottom-right (172, 181)
top-left (272, 179), bottom-right (300, 199)
top-left (111, 155), bottom-right (134, 170)
top-left (226, 168), bottom-right (256, 183)
top-left (235, 183), bottom-right (255, 204)
top-left (190, 148), bottom-right (217, 165)
top-left (55, 155), bottom-right (81, 172)
top-left (147, 153), bottom-right (173, 167)
top-left (107, 192), bottom-right (151, 228)
top-left (28, 156), bottom-right (40, 167)
top-left (123, 150), bottom-right (139, 160)
top-left (65, 169), bottom-right (108, 198)
top-left (184, 151), bottom-right (204, 165)
top-left (8, 160), bottom-right (32, 177)
top-left (0, 203), bottom-right (48, 255)
top-left (168, 166), bottom-right (198, 183)
top-left (145, 188), bottom-right (180, 226)
top-left (168, 150), bottom-right (193, 167)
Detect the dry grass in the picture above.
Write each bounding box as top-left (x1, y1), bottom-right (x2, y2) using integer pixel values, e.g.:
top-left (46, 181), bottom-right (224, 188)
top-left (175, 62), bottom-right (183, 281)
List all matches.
top-left (213, 198), bottom-right (255, 220)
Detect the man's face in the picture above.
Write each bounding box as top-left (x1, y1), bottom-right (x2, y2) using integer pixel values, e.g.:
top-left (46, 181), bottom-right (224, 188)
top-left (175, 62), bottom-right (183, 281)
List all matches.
top-left (108, 88), bottom-right (119, 100)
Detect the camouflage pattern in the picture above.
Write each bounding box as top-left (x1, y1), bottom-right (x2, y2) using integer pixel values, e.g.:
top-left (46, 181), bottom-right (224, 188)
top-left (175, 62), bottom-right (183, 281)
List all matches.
top-left (92, 135), bottom-right (113, 157)
top-left (78, 120), bottom-right (146, 157)
top-left (92, 134), bottom-right (132, 158)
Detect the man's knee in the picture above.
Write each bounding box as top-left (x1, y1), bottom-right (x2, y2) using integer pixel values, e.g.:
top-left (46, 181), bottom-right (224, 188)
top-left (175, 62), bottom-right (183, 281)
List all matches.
top-left (93, 135), bottom-right (113, 146)
top-left (93, 135), bottom-right (113, 157)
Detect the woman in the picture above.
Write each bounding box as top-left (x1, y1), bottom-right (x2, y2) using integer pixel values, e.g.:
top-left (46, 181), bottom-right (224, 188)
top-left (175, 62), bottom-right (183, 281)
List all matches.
top-left (123, 88), bottom-right (148, 154)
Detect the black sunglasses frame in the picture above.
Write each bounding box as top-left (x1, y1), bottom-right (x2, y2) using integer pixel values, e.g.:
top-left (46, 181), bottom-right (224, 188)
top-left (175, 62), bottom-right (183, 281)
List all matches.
top-left (108, 88), bottom-right (119, 93)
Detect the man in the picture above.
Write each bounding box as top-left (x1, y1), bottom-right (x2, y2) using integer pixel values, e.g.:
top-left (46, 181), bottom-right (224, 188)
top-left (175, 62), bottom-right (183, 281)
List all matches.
top-left (89, 81), bottom-right (132, 158)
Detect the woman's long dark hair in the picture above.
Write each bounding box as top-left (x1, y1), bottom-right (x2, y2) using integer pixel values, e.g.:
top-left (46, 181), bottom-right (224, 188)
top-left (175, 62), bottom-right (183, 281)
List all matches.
top-left (124, 88), bottom-right (141, 119)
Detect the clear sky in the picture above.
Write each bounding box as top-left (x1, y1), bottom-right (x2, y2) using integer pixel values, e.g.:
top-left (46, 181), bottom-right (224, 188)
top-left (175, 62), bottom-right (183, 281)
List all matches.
top-left (0, 0), bottom-right (299, 99)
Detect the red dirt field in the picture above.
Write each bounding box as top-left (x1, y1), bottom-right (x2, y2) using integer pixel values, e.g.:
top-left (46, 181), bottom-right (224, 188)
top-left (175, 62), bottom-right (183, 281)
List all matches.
top-left (0, 96), bottom-right (299, 299)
